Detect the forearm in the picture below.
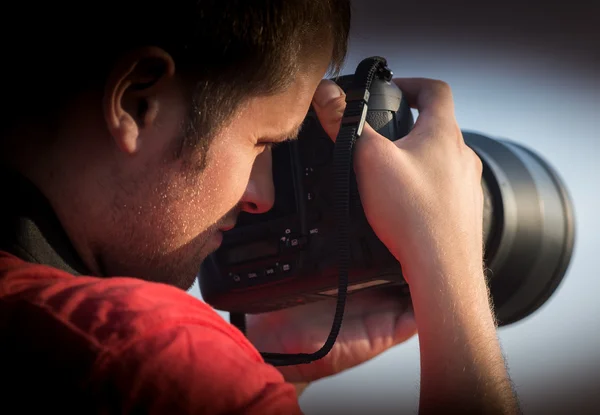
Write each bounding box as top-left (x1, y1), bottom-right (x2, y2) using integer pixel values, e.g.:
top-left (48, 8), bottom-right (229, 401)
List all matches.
top-left (408, 263), bottom-right (520, 415)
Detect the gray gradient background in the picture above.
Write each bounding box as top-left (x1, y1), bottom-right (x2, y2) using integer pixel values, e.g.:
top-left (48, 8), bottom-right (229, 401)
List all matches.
top-left (189, 0), bottom-right (600, 413)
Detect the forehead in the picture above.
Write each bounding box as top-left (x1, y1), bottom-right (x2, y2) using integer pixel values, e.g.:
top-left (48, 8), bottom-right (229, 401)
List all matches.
top-left (245, 85), bottom-right (312, 138)
top-left (242, 64), bottom-right (328, 139)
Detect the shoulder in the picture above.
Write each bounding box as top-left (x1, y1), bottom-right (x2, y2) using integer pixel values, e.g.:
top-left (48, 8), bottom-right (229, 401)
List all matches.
top-left (0, 251), bottom-right (303, 414)
top-left (0, 250), bottom-right (247, 352)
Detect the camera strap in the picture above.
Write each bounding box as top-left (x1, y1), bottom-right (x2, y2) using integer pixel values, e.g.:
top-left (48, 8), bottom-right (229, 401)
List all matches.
top-left (235, 56), bottom-right (393, 366)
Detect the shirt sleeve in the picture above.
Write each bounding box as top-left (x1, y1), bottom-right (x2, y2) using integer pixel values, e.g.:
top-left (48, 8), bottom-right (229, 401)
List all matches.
top-left (0, 252), bottom-right (304, 415)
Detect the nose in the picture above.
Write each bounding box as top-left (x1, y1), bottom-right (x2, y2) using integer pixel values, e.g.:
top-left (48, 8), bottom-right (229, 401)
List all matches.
top-left (239, 150), bottom-right (275, 214)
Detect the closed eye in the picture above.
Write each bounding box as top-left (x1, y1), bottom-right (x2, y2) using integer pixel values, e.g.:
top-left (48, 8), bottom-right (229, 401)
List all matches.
top-left (261, 141), bottom-right (284, 151)
top-left (258, 122), bottom-right (303, 150)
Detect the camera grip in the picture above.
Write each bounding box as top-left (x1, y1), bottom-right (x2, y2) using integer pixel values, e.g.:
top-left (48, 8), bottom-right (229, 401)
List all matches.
top-left (366, 109), bottom-right (397, 140)
top-left (363, 80), bottom-right (413, 141)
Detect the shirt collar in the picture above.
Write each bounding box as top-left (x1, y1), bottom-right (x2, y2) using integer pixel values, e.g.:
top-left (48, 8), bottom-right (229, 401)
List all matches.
top-left (0, 166), bottom-right (90, 276)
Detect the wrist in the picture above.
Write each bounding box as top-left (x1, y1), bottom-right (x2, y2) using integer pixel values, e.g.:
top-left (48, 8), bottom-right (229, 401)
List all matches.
top-left (404, 260), bottom-right (496, 328)
top-left (403, 253), bottom-right (487, 295)
top-left (411, 270), bottom-right (516, 414)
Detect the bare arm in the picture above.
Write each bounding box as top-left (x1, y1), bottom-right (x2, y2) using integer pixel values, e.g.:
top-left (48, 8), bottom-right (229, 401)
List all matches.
top-left (353, 77), bottom-right (522, 414)
top-left (247, 77), bottom-right (522, 413)
top-left (409, 263), bottom-right (521, 414)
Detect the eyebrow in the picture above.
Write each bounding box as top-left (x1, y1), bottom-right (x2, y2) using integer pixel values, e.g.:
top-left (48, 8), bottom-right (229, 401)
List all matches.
top-left (265, 121), bottom-right (305, 142)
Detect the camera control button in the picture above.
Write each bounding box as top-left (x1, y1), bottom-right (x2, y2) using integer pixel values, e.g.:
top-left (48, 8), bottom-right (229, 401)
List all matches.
top-left (279, 232), bottom-right (308, 250)
top-left (264, 267), bottom-right (277, 277)
top-left (285, 235), bottom-right (308, 249)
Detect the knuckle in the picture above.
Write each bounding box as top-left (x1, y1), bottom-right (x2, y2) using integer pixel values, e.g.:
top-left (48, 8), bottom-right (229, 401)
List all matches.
top-left (322, 95), bottom-right (346, 119)
top-left (421, 79), bottom-right (455, 121)
top-left (430, 79), bottom-right (453, 97)
top-left (474, 154), bottom-right (483, 173)
top-left (468, 148), bottom-right (484, 173)
top-left (332, 94), bottom-right (348, 112)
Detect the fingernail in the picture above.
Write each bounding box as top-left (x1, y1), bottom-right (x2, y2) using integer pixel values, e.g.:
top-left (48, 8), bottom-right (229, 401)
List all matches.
top-left (313, 79), bottom-right (343, 108)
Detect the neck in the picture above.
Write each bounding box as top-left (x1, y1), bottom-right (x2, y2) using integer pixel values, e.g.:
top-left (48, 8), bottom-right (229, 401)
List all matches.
top-left (3, 140), bottom-right (106, 278)
top-left (0, 165), bottom-right (91, 275)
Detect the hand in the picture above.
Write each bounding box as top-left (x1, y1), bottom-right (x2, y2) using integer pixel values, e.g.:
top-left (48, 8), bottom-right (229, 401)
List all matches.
top-left (246, 286), bottom-right (416, 384)
top-left (245, 79), bottom-right (423, 386)
top-left (337, 78), bottom-right (484, 283)
top-left (311, 77), bottom-right (516, 413)
top-left (246, 78), bottom-right (517, 415)
top-left (309, 77), bottom-right (485, 290)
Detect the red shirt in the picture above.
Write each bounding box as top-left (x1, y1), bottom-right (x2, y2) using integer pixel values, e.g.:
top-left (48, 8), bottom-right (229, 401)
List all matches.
top-left (0, 251), bottom-right (303, 414)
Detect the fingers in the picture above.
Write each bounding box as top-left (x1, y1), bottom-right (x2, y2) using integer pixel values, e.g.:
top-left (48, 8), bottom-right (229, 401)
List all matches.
top-left (311, 79), bottom-right (400, 182)
top-left (344, 286), bottom-right (417, 345)
top-left (311, 79), bottom-right (347, 142)
top-left (393, 78), bottom-right (455, 117)
top-left (392, 78), bottom-right (462, 144)
top-left (394, 307), bottom-right (418, 345)
top-left (312, 77), bottom-right (462, 151)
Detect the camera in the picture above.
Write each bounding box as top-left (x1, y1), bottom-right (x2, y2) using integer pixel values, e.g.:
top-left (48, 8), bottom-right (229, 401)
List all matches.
top-left (199, 60), bottom-right (576, 328)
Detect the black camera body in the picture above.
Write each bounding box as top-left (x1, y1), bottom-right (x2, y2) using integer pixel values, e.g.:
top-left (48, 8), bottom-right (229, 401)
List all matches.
top-left (200, 75), bottom-right (417, 313)
top-left (200, 64), bottom-right (575, 327)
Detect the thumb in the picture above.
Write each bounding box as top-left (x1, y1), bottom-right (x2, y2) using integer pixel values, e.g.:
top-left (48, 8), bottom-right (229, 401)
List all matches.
top-left (312, 79), bottom-right (347, 142)
top-left (353, 121), bottom-right (399, 175)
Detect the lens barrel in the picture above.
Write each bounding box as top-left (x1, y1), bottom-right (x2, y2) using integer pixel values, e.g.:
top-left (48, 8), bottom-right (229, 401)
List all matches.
top-left (464, 132), bottom-right (576, 326)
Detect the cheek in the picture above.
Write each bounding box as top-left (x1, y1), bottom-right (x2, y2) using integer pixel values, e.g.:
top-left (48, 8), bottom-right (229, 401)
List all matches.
top-left (201, 146), bottom-right (257, 212)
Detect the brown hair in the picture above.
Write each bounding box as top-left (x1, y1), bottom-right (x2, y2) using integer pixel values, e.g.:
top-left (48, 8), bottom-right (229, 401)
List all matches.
top-left (2, 0), bottom-right (351, 158)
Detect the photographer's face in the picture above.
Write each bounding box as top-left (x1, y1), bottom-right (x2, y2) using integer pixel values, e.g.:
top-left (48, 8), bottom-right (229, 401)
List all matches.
top-left (87, 51), bottom-right (331, 289)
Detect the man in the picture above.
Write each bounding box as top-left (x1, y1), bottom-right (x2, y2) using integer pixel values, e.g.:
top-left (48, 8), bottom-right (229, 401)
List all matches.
top-left (0, 0), bottom-right (520, 413)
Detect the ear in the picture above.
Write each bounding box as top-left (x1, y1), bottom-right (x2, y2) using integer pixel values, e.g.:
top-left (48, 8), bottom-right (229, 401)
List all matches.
top-left (103, 46), bottom-right (176, 155)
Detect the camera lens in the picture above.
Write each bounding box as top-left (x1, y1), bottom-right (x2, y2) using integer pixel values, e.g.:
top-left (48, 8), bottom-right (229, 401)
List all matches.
top-left (464, 132), bottom-right (576, 326)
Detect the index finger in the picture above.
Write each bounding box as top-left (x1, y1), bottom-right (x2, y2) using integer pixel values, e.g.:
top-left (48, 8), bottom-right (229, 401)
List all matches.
top-left (393, 78), bottom-right (455, 115)
top-left (392, 77), bottom-right (459, 139)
